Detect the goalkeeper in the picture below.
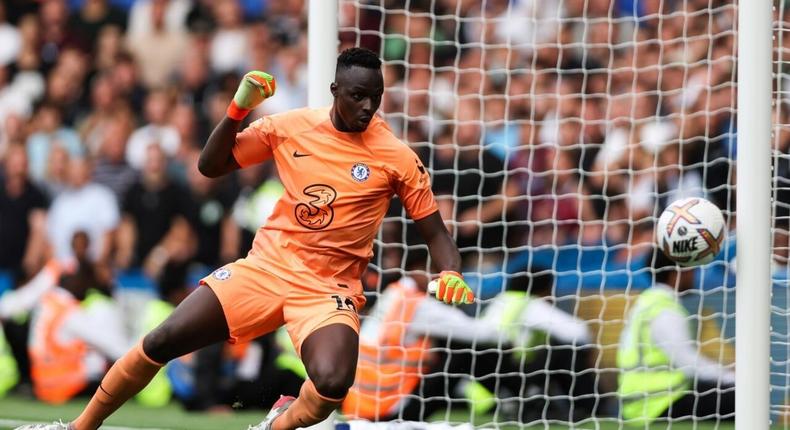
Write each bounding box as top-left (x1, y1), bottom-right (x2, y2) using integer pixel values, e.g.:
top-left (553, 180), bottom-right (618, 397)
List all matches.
top-left (17, 48), bottom-right (475, 430)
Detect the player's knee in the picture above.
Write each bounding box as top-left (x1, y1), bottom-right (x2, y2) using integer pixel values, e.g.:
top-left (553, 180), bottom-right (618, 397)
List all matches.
top-left (310, 362), bottom-right (355, 399)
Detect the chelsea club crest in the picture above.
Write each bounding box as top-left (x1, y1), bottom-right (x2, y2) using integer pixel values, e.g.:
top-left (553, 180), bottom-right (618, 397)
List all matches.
top-left (212, 267), bottom-right (232, 281)
top-left (351, 163), bottom-right (370, 182)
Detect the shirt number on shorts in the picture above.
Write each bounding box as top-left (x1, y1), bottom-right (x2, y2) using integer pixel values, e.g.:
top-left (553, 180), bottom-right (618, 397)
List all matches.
top-left (295, 184), bottom-right (337, 230)
top-left (331, 295), bottom-right (357, 313)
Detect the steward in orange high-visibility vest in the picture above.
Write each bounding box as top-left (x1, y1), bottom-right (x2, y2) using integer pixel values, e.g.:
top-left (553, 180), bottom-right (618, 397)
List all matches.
top-left (29, 287), bottom-right (89, 404)
top-left (343, 277), bottom-right (434, 420)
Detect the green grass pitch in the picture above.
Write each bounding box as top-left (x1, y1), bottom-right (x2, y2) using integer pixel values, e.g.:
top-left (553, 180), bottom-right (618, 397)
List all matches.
top-left (0, 395), bottom-right (737, 429)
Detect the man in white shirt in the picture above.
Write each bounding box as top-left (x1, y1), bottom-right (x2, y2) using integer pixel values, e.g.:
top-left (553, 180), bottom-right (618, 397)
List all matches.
top-left (344, 254), bottom-right (597, 422)
top-left (46, 157), bottom-right (120, 262)
top-left (125, 91), bottom-right (180, 170)
top-left (343, 267), bottom-right (515, 422)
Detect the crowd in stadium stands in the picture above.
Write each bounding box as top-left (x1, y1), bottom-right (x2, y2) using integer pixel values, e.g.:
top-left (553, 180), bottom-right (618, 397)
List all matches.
top-left (363, 0), bottom-right (737, 296)
top-left (0, 0), bottom-right (744, 424)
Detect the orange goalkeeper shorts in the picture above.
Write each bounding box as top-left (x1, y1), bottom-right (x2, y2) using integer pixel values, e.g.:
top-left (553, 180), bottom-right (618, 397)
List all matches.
top-left (200, 258), bottom-right (366, 355)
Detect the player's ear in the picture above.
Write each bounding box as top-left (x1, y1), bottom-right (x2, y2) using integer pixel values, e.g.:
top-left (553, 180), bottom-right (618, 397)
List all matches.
top-left (330, 82), bottom-right (338, 97)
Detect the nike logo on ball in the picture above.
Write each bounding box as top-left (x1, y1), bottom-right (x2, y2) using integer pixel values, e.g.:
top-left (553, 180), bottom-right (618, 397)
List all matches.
top-left (293, 151), bottom-right (311, 158)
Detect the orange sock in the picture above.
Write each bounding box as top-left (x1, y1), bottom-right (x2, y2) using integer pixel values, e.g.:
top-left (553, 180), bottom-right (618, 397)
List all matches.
top-left (272, 380), bottom-right (343, 430)
top-left (71, 342), bottom-right (163, 430)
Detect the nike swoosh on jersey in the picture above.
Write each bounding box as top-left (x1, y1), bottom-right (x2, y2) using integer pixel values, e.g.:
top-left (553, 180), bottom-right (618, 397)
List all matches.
top-left (293, 151), bottom-right (312, 158)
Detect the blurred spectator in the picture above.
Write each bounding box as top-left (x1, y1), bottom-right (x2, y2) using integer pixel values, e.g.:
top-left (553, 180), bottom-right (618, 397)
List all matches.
top-left (617, 250), bottom-right (735, 423)
top-left (0, 2), bottom-right (21, 67)
top-left (257, 44), bottom-right (307, 115)
top-left (264, 0), bottom-right (303, 47)
top-left (77, 73), bottom-right (127, 153)
top-left (775, 107), bottom-right (790, 221)
top-left (93, 24), bottom-right (123, 72)
top-left (338, 0), bottom-right (380, 51)
top-left (125, 89), bottom-right (180, 170)
top-left (44, 48), bottom-right (90, 124)
top-left (116, 144), bottom-right (192, 290)
top-left (125, 0), bottom-right (188, 88)
top-left (483, 94), bottom-right (520, 161)
top-left (0, 260), bottom-right (70, 324)
top-left (3, 0), bottom-right (39, 24)
top-left (15, 13), bottom-right (40, 67)
top-left (231, 163), bottom-right (282, 253)
top-left (109, 52), bottom-right (146, 114)
top-left (174, 44), bottom-right (211, 123)
top-left (39, 0), bottom-right (74, 69)
top-left (29, 231), bottom-right (130, 404)
top-left (26, 102), bottom-right (83, 184)
top-left (205, 88), bottom-right (234, 131)
top-left (0, 230), bottom-right (85, 399)
top-left (66, 0), bottom-right (126, 50)
top-left (9, 60), bottom-right (46, 113)
top-left (0, 63), bottom-right (40, 124)
top-left (477, 269), bottom-right (600, 420)
top-left (181, 150), bottom-right (238, 269)
top-left (127, 0), bottom-right (190, 38)
top-left (209, 0), bottom-right (249, 74)
top-left (343, 256), bottom-right (506, 421)
top-left (168, 101), bottom-right (203, 181)
top-left (91, 114), bottom-right (136, 199)
top-left (433, 101), bottom-right (506, 267)
top-left (0, 144), bottom-right (49, 281)
top-left (46, 155), bottom-right (119, 262)
top-left (0, 113), bottom-right (27, 157)
top-left (185, 0), bottom-right (216, 34)
top-left (591, 83), bottom-right (656, 179)
top-left (465, 0), bottom-right (563, 58)
top-left (41, 143), bottom-right (71, 196)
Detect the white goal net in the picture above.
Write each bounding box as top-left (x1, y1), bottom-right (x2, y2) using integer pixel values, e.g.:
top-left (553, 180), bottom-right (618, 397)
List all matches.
top-left (338, 0), bottom-right (744, 427)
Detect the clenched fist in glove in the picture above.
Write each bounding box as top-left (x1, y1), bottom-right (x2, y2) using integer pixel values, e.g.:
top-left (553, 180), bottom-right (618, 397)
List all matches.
top-left (227, 71), bottom-right (277, 120)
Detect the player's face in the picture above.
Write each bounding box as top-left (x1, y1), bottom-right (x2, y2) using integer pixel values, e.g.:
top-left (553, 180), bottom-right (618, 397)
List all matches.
top-left (331, 66), bottom-right (384, 132)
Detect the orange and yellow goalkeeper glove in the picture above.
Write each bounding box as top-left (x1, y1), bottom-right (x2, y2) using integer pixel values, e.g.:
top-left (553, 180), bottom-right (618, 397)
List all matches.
top-left (227, 71), bottom-right (276, 120)
top-left (430, 271), bottom-right (475, 305)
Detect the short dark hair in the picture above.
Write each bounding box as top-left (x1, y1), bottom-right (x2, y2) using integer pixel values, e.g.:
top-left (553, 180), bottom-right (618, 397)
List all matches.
top-left (336, 47), bottom-right (381, 72)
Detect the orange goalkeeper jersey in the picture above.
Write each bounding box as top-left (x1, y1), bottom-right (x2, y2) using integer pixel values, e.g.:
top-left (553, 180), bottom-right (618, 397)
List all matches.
top-left (231, 106), bottom-right (438, 293)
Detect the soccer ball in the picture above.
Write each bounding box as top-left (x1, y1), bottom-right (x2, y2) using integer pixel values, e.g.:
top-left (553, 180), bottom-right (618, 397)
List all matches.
top-left (656, 197), bottom-right (726, 266)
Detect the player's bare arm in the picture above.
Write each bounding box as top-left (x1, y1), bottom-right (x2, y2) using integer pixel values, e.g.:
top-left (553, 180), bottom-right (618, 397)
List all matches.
top-left (198, 117), bottom-right (244, 178)
top-left (415, 211), bottom-right (475, 304)
top-left (414, 211), bottom-right (462, 272)
top-left (198, 72), bottom-right (276, 178)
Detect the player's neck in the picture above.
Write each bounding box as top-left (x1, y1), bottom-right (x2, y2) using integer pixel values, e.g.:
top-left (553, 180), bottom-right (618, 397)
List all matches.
top-left (329, 105), bottom-right (355, 133)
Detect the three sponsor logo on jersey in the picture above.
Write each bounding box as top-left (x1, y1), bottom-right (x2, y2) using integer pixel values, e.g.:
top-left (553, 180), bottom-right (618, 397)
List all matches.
top-left (291, 150), bottom-right (372, 228)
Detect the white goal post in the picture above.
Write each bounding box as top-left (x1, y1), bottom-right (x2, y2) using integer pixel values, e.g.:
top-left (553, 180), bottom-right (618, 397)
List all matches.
top-left (308, 0), bottom-right (338, 108)
top-left (736, 0), bottom-right (772, 428)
